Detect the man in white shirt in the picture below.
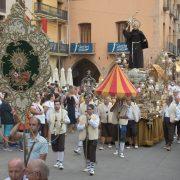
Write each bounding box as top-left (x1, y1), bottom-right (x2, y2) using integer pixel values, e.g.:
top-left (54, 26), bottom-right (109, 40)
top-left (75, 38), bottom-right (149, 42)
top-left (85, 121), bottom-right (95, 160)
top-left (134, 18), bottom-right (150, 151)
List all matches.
top-left (98, 97), bottom-right (113, 150)
top-left (77, 104), bottom-right (99, 176)
top-left (49, 100), bottom-right (70, 170)
top-left (162, 96), bottom-right (175, 151)
top-left (74, 93), bottom-right (95, 154)
top-left (126, 98), bottom-right (140, 149)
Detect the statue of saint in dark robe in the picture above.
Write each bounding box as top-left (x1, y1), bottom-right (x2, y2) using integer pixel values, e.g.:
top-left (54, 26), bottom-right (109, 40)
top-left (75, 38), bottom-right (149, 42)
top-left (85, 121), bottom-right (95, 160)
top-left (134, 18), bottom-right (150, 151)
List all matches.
top-left (123, 25), bottom-right (148, 69)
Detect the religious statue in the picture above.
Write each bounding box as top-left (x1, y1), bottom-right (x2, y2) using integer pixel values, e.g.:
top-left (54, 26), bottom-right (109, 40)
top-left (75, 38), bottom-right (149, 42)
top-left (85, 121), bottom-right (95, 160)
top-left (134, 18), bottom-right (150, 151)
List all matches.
top-left (81, 70), bottom-right (96, 94)
top-left (123, 19), bottom-right (148, 69)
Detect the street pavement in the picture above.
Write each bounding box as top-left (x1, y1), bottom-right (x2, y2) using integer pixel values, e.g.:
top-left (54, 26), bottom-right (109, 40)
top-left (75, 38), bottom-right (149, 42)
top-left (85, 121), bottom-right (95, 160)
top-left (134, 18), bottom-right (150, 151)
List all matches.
top-left (0, 132), bottom-right (180, 180)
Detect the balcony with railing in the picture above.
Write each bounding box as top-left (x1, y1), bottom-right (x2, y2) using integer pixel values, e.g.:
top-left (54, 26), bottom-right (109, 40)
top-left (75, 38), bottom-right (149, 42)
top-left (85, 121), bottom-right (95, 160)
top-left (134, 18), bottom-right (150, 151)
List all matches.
top-left (70, 43), bottom-right (95, 54)
top-left (107, 42), bottom-right (129, 54)
top-left (34, 2), bottom-right (68, 21)
top-left (49, 42), bottom-right (69, 56)
top-left (170, 7), bottom-right (176, 17)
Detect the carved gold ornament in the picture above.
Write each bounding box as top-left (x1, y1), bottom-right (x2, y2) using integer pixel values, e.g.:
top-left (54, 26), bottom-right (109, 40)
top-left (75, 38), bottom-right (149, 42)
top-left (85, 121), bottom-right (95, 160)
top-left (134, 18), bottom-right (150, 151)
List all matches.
top-left (0, 2), bottom-right (51, 122)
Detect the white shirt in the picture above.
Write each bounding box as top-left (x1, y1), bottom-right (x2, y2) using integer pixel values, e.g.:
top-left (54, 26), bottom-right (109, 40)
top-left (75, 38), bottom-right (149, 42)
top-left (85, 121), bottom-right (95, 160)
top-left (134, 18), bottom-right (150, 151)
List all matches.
top-left (175, 103), bottom-right (180, 121)
top-left (32, 102), bottom-right (45, 124)
top-left (127, 106), bottom-right (134, 120)
top-left (162, 106), bottom-right (170, 118)
top-left (5, 176), bottom-right (27, 180)
top-left (43, 100), bottom-right (54, 122)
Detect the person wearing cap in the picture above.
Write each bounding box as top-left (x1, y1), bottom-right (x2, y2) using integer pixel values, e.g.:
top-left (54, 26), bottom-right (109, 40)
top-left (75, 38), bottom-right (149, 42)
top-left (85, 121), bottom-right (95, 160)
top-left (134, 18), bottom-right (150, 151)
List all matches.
top-left (77, 104), bottom-right (99, 176)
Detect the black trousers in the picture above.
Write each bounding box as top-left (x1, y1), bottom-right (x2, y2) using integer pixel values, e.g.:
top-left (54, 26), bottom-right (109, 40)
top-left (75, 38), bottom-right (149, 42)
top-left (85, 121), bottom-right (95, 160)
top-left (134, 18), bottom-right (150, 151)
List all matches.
top-left (127, 120), bottom-right (137, 138)
top-left (83, 139), bottom-right (97, 163)
top-left (51, 133), bottom-right (65, 152)
top-left (163, 117), bottom-right (175, 146)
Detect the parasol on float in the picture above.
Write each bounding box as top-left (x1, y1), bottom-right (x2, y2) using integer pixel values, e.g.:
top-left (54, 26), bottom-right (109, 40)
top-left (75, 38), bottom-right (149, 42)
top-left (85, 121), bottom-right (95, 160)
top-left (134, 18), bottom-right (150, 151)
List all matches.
top-left (60, 68), bottom-right (67, 87)
top-left (66, 67), bottom-right (73, 86)
top-left (95, 65), bottom-right (137, 98)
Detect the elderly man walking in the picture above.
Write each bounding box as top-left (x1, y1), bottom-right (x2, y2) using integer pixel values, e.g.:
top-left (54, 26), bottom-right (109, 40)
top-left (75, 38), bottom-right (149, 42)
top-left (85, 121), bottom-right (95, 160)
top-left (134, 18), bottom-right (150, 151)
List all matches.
top-left (26, 159), bottom-right (49, 180)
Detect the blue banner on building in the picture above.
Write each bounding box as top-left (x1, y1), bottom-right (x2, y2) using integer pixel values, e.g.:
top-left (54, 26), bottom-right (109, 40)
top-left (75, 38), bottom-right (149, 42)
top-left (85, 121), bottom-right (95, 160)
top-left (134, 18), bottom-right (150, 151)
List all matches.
top-left (108, 42), bottom-right (129, 53)
top-left (70, 43), bottom-right (94, 53)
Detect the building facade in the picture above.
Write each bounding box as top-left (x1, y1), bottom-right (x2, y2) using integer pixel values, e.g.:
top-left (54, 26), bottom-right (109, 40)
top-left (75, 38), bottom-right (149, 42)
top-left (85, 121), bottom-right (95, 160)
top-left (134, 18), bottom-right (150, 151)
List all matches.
top-left (32, 0), bottom-right (69, 75)
top-left (62, 0), bottom-right (180, 86)
top-left (0, 0), bottom-right (32, 19)
top-left (0, 0), bottom-right (68, 79)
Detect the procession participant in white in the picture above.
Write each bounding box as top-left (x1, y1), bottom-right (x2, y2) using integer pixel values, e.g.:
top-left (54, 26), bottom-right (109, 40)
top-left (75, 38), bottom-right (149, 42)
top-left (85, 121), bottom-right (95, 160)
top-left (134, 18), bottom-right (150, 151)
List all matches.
top-left (111, 98), bottom-right (129, 158)
top-left (126, 97), bottom-right (141, 149)
top-left (98, 97), bottom-right (113, 150)
top-left (161, 96), bottom-right (175, 151)
top-left (49, 100), bottom-right (70, 170)
top-left (77, 104), bottom-right (99, 176)
top-left (74, 93), bottom-right (95, 154)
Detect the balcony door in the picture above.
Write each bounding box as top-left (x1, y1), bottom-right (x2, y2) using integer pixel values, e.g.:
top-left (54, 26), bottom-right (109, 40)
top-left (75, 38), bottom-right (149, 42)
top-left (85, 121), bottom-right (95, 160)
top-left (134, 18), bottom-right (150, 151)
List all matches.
top-left (58, 24), bottom-right (61, 42)
top-left (79, 23), bottom-right (91, 43)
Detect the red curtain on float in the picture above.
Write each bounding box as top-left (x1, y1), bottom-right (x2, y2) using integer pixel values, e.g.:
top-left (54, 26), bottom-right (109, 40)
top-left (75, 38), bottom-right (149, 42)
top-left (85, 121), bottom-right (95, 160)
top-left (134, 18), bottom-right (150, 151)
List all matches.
top-left (41, 17), bottom-right (47, 33)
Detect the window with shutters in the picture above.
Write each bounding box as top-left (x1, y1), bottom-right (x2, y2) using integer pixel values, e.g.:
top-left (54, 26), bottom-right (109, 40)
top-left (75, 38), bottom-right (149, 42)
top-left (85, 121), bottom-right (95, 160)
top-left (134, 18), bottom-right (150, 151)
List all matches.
top-left (0, 0), bottom-right (6, 13)
top-left (79, 23), bottom-right (91, 43)
top-left (116, 21), bottom-right (129, 42)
